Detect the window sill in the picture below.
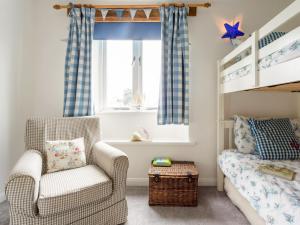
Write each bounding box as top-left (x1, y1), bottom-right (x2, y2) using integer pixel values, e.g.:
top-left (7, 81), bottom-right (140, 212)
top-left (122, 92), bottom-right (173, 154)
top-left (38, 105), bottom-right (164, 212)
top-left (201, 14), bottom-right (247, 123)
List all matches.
top-left (103, 140), bottom-right (196, 146)
top-left (98, 109), bottom-right (157, 115)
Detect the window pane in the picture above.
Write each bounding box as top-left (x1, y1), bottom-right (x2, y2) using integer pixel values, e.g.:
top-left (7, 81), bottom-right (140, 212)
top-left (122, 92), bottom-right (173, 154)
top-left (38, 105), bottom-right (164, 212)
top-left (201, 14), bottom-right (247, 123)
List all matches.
top-left (106, 40), bottom-right (133, 108)
top-left (142, 40), bottom-right (161, 108)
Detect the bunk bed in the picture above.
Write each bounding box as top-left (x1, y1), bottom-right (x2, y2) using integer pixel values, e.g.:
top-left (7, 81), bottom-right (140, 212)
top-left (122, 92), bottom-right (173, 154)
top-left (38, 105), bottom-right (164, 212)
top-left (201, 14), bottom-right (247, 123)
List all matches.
top-left (218, 0), bottom-right (300, 94)
top-left (217, 1), bottom-right (300, 225)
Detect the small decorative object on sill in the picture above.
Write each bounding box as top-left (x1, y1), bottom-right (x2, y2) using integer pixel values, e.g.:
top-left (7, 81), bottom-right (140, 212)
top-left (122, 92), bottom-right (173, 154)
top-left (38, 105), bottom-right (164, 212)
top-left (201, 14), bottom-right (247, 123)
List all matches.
top-left (132, 93), bottom-right (144, 110)
top-left (130, 132), bottom-right (143, 142)
top-left (130, 127), bottom-right (151, 142)
top-left (152, 157), bottom-right (172, 167)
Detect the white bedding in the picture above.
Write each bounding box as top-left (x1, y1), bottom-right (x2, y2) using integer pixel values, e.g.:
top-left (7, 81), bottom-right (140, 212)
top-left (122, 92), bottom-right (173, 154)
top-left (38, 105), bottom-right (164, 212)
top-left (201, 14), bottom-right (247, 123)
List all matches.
top-left (218, 149), bottom-right (300, 225)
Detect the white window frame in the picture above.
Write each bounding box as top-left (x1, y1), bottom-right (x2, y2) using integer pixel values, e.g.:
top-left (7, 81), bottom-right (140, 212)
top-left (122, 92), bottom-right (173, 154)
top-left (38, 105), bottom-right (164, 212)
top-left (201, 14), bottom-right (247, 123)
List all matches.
top-left (97, 40), bottom-right (160, 111)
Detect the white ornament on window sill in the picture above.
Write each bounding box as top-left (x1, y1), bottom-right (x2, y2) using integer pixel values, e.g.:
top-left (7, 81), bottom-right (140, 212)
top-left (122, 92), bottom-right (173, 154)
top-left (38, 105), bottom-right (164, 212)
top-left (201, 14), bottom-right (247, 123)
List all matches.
top-left (132, 93), bottom-right (145, 110)
top-left (130, 127), bottom-right (151, 142)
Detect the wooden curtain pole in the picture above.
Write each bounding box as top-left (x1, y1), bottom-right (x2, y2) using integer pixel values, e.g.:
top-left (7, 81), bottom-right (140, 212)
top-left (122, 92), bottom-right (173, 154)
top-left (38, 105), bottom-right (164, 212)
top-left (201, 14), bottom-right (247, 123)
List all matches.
top-left (53, 3), bottom-right (211, 10)
top-left (53, 2), bottom-right (211, 22)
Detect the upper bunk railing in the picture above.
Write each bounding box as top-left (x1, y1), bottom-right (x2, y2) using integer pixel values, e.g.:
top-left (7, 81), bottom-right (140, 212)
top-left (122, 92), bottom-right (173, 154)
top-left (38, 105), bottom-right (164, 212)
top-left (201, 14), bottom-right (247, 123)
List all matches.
top-left (218, 0), bottom-right (300, 93)
top-left (219, 31), bottom-right (258, 93)
top-left (221, 0), bottom-right (300, 66)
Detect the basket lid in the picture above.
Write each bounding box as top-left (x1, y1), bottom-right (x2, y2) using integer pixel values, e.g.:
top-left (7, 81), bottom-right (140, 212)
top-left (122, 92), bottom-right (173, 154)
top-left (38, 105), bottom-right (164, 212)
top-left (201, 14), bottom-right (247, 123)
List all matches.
top-left (148, 161), bottom-right (198, 177)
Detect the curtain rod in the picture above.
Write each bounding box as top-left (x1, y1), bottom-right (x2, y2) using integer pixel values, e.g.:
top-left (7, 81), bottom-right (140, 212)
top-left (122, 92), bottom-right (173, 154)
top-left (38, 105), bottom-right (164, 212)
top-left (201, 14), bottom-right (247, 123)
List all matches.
top-left (53, 3), bottom-right (211, 10)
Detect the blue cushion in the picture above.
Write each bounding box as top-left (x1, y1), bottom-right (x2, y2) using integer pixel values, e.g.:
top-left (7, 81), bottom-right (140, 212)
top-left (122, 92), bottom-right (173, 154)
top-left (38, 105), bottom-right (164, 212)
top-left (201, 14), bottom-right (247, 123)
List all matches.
top-left (248, 118), bottom-right (300, 160)
top-left (258, 32), bottom-right (286, 49)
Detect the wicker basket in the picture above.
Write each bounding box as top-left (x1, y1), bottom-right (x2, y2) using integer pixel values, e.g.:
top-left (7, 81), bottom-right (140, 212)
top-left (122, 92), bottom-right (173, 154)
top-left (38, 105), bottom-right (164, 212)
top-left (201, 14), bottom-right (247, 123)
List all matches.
top-left (148, 161), bottom-right (198, 206)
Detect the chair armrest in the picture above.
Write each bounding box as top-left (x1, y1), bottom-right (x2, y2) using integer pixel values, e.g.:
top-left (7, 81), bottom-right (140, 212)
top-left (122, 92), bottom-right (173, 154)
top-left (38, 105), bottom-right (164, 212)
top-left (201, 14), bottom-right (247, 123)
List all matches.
top-left (5, 150), bottom-right (43, 217)
top-left (92, 142), bottom-right (129, 190)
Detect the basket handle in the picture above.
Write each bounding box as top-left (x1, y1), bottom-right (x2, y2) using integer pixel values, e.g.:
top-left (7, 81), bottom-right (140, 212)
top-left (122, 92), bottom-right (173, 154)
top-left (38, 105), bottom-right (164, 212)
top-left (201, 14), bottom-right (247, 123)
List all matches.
top-left (187, 171), bottom-right (193, 183)
top-left (154, 173), bottom-right (160, 183)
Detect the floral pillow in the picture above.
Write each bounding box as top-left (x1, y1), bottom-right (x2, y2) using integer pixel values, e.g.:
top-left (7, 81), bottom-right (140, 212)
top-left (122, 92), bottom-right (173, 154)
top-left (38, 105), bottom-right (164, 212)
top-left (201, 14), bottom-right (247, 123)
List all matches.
top-left (290, 118), bottom-right (300, 140)
top-left (45, 137), bottom-right (86, 173)
top-left (233, 115), bottom-right (256, 154)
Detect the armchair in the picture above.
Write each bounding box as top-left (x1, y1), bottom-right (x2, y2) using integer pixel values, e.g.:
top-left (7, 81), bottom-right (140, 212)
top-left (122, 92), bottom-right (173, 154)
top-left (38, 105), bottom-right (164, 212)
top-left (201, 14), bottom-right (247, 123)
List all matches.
top-left (5, 117), bottom-right (129, 225)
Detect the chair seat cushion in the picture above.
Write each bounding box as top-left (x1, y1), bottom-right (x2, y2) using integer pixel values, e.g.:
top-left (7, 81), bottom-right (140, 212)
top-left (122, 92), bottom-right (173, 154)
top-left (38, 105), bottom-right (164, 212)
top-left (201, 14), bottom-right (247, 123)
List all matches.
top-left (38, 165), bottom-right (112, 216)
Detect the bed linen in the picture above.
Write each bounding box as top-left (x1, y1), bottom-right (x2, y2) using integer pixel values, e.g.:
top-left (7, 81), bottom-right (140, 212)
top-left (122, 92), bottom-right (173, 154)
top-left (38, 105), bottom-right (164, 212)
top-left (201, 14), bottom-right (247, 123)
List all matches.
top-left (218, 149), bottom-right (300, 225)
top-left (222, 39), bottom-right (300, 83)
top-left (224, 177), bottom-right (266, 225)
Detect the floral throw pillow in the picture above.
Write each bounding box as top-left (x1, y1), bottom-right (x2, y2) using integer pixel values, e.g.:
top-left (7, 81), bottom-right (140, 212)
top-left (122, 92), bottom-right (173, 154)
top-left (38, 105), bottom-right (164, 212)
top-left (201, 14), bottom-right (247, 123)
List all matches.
top-left (45, 137), bottom-right (86, 173)
top-left (233, 115), bottom-right (256, 154)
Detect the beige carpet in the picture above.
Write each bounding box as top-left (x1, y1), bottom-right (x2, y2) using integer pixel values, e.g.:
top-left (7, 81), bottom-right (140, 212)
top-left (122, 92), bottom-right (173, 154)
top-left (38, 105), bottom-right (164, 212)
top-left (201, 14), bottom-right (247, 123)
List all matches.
top-left (0, 187), bottom-right (250, 225)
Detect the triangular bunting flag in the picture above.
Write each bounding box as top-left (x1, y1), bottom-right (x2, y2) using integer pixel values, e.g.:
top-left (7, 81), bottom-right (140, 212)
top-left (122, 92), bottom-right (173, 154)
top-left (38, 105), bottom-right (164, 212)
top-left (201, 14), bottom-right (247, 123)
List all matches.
top-left (143, 9), bottom-right (152, 19)
top-left (100, 9), bottom-right (109, 20)
top-left (114, 9), bottom-right (124, 18)
top-left (129, 9), bottom-right (137, 19)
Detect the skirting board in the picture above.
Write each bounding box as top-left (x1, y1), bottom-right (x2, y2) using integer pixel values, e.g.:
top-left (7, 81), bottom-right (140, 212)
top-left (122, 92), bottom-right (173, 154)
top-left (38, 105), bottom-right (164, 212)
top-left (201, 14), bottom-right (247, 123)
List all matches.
top-left (0, 191), bottom-right (5, 203)
top-left (127, 178), bottom-right (216, 186)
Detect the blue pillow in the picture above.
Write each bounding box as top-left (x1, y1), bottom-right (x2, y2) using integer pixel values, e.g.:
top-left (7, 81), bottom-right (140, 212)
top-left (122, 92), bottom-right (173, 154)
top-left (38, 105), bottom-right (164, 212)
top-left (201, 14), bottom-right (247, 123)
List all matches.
top-left (258, 32), bottom-right (286, 49)
top-left (248, 118), bottom-right (300, 160)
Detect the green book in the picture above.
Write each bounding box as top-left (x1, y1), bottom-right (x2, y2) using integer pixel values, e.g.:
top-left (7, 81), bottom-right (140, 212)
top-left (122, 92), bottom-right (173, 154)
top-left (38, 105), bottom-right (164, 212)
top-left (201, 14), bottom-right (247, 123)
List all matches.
top-left (152, 157), bottom-right (172, 167)
top-left (257, 164), bottom-right (296, 181)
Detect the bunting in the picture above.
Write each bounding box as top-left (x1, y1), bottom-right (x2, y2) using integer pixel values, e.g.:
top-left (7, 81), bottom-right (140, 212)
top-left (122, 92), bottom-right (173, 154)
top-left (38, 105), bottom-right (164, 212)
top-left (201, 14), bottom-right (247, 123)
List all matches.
top-left (99, 8), bottom-right (154, 20)
top-left (143, 9), bottom-right (152, 19)
top-left (129, 9), bottom-right (137, 19)
top-left (100, 9), bottom-right (108, 19)
top-left (114, 9), bottom-right (124, 18)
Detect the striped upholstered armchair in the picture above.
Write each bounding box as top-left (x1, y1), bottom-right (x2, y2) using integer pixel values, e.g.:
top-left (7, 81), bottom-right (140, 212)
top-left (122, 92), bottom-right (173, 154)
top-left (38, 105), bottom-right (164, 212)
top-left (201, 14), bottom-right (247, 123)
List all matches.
top-left (5, 117), bottom-right (129, 225)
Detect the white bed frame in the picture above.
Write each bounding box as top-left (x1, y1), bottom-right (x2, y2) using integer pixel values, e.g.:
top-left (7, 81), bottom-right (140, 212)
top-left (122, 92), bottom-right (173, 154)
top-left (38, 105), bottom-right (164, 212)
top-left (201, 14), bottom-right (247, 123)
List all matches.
top-left (217, 0), bottom-right (300, 191)
top-left (217, 2), bottom-right (300, 224)
top-left (217, 120), bottom-right (268, 225)
top-left (216, 120), bottom-right (233, 191)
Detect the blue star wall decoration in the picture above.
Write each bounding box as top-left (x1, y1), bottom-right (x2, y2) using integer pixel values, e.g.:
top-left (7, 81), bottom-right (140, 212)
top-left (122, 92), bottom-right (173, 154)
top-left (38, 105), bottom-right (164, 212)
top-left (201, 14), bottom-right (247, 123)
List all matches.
top-left (221, 22), bottom-right (244, 39)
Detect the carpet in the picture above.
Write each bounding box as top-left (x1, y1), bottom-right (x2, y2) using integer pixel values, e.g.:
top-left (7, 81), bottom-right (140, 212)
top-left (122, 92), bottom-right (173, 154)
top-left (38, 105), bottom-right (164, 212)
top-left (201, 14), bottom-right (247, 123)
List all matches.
top-left (0, 187), bottom-right (250, 225)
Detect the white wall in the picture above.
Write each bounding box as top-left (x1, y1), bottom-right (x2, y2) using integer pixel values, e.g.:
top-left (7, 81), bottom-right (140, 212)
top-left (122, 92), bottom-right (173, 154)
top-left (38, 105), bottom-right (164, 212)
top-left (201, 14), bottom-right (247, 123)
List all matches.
top-left (0, 0), bottom-right (34, 202)
top-left (100, 111), bottom-right (189, 141)
top-left (3, 0), bottom-right (297, 190)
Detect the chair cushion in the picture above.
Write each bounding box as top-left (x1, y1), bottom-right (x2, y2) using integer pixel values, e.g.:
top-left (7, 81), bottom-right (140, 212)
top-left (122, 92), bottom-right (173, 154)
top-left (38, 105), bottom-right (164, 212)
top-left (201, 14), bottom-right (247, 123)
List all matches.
top-left (38, 165), bottom-right (112, 216)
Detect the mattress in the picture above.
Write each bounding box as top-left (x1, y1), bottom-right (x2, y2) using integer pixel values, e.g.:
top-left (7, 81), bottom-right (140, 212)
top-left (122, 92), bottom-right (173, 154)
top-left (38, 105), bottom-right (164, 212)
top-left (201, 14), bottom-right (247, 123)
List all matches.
top-left (222, 39), bottom-right (300, 83)
top-left (218, 149), bottom-right (300, 225)
top-left (224, 177), bottom-right (266, 225)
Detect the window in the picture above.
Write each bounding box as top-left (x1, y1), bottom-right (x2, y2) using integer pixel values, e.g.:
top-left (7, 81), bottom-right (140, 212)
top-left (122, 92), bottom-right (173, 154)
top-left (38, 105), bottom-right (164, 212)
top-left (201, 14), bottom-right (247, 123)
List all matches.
top-left (96, 40), bottom-right (162, 110)
top-left (106, 41), bottom-right (133, 108)
top-left (142, 41), bottom-right (161, 108)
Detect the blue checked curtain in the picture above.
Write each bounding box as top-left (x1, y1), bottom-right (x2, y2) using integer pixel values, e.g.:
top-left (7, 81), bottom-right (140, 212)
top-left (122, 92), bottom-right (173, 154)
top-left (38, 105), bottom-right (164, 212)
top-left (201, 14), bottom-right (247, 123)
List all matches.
top-left (158, 6), bottom-right (189, 125)
top-left (64, 8), bottom-right (96, 117)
